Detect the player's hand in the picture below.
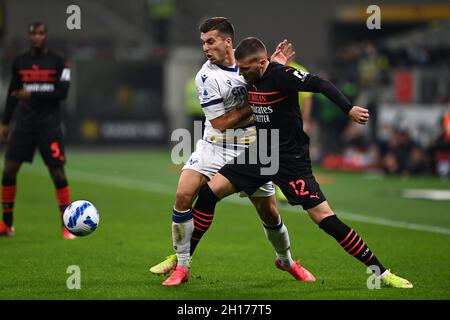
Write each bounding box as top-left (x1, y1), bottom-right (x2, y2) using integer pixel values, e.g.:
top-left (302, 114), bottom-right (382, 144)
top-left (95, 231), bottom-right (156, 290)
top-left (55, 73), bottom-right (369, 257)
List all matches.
top-left (11, 89), bottom-right (31, 100)
top-left (348, 106), bottom-right (369, 125)
top-left (270, 39), bottom-right (295, 65)
top-left (0, 124), bottom-right (9, 144)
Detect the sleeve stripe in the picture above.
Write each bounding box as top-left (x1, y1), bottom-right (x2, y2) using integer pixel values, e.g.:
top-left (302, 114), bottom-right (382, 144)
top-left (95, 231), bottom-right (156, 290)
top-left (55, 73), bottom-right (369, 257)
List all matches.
top-left (201, 98), bottom-right (224, 108)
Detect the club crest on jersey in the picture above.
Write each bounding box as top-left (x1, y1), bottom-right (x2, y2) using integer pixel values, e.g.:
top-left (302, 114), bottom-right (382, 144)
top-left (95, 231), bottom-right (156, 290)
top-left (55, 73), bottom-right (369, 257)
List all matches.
top-left (188, 158), bottom-right (199, 165)
top-left (201, 74), bottom-right (208, 83)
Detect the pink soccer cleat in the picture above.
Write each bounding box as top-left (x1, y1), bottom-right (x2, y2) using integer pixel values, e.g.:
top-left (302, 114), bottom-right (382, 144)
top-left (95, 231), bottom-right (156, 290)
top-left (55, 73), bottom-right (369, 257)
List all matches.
top-left (0, 221), bottom-right (14, 237)
top-left (162, 265), bottom-right (189, 286)
top-left (275, 259), bottom-right (316, 282)
top-left (62, 226), bottom-right (77, 240)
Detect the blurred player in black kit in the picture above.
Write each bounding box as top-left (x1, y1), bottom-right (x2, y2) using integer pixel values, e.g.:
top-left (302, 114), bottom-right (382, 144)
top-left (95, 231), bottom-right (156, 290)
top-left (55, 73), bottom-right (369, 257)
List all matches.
top-left (0, 22), bottom-right (75, 239)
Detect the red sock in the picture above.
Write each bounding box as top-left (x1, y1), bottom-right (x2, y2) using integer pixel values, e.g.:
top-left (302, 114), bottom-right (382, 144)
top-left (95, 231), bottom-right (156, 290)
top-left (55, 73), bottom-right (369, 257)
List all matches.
top-left (56, 186), bottom-right (71, 225)
top-left (2, 185), bottom-right (17, 227)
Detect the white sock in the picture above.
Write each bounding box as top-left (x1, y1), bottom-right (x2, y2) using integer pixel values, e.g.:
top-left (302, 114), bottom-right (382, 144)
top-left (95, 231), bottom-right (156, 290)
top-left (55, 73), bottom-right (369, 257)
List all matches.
top-left (172, 208), bottom-right (194, 269)
top-left (263, 221), bottom-right (294, 268)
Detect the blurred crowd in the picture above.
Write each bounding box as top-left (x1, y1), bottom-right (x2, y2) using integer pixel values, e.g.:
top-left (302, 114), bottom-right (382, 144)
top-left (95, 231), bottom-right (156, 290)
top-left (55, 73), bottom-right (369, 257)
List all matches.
top-left (305, 21), bottom-right (450, 178)
top-left (308, 36), bottom-right (450, 177)
top-left (317, 114), bottom-right (450, 178)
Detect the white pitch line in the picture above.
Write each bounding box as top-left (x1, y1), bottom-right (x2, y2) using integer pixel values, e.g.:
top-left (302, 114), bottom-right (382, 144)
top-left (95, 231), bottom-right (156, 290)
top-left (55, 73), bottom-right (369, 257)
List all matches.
top-left (25, 167), bottom-right (450, 236)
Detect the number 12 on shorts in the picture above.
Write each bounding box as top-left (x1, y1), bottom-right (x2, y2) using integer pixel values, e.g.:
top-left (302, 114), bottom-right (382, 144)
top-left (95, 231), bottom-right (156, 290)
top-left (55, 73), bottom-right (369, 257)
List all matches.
top-left (289, 179), bottom-right (309, 197)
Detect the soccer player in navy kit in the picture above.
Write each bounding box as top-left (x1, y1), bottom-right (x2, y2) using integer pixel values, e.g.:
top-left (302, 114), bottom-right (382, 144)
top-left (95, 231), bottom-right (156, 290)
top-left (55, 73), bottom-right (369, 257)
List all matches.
top-left (191, 37), bottom-right (413, 288)
top-left (0, 22), bottom-right (74, 239)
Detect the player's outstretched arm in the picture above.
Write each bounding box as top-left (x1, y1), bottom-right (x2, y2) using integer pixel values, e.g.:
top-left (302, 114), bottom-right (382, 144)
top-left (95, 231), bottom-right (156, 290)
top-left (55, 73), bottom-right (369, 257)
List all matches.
top-left (295, 74), bottom-right (368, 124)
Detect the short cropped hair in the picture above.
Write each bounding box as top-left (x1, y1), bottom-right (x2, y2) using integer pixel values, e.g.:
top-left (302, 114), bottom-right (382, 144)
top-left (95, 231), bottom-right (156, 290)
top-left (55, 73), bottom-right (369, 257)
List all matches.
top-left (199, 17), bottom-right (234, 41)
top-left (29, 22), bottom-right (48, 33)
top-left (234, 37), bottom-right (267, 60)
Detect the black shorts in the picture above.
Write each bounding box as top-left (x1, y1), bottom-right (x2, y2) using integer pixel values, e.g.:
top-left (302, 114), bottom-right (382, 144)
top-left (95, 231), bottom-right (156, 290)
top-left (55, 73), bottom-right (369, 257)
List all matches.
top-left (5, 123), bottom-right (66, 167)
top-left (218, 152), bottom-right (326, 210)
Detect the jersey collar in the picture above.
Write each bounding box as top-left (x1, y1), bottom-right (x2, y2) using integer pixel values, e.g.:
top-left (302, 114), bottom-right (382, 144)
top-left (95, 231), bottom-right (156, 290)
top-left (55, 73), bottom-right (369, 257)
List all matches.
top-left (217, 64), bottom-right (239, 72)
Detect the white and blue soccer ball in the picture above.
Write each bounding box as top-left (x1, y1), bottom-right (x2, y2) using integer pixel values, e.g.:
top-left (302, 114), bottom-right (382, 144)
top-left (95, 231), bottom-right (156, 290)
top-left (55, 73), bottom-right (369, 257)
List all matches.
top-left (63, 200), bottom-right (99, 236)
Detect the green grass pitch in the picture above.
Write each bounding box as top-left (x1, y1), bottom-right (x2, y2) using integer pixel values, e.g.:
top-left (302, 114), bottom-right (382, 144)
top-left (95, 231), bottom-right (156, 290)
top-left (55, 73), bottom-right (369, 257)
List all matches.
top-left (0, 150), bottom-right (449, 300)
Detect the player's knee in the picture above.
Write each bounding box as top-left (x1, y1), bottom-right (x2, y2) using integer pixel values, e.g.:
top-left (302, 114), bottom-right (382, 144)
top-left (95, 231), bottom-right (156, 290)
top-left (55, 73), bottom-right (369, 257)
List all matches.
top-left (175, 189), bottom-right (195, 210)
top-left (2, 163), bottom-right (20, 183)
top-left (253, 198), bottom-right (280, 225)
top-left (262, 212), bottom-right (281, 226)
top-left (49, 166), bottom-right (68, 188)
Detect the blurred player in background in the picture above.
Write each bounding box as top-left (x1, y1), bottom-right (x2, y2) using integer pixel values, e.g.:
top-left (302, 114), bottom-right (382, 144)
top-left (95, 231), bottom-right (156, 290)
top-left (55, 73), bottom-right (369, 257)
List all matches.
top-left (0, 22), bottom-right (74, 239)
top-left (151, 17), bottom-right (316, 286)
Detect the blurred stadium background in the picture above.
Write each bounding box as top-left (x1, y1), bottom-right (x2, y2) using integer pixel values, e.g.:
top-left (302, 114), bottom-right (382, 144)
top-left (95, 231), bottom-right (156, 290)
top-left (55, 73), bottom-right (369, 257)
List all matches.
top-left (0, 0), bottom-right (450, 300)
top-left (1, 0), bottom-right (449, 175)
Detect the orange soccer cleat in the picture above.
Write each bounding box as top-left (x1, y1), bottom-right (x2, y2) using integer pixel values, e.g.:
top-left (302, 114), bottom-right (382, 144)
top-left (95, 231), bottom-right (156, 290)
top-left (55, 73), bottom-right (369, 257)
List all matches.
top-left (162, 265), bottom-right (190, 286)
top-left (62, 226), bottom-right (77, 240)
top-left (275, 259), bottom-right (316, 282)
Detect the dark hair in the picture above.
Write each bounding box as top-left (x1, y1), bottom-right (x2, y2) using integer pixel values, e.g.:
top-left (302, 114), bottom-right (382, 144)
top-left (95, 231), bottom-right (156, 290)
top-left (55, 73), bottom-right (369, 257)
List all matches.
top-left (199, 17), bottom-right (234, 41)
top-left (28, 22), bottom-right (48, 33)
top-left (234, 37), bottom-right (266, 60)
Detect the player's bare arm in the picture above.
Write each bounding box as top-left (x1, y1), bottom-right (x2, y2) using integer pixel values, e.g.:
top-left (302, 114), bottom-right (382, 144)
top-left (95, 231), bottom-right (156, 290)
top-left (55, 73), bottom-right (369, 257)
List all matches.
top-left (209, 104), bottom-right (253, 132)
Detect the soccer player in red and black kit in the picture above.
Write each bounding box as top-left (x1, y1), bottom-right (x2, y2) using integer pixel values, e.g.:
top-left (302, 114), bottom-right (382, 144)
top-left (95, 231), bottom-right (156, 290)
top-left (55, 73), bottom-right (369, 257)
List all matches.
top-left (191, 37), bottom-right (413, 288)
top-left (0, 22), bottom-right (74, 239)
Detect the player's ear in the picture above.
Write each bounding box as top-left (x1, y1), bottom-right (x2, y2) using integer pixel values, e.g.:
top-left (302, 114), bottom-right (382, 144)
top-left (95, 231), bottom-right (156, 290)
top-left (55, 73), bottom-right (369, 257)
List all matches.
top-left (259, 58), bottom-right (266, 68)
top-left (225, 37), bottom-right (232, 48)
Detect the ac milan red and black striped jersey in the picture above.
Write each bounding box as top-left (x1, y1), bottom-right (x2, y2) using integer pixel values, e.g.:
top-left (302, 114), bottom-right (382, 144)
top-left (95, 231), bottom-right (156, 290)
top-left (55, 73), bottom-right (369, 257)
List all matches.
top-left (247, 62), bottom-right (352, 158)
top-left (2, 49), bottom-right (70, 127)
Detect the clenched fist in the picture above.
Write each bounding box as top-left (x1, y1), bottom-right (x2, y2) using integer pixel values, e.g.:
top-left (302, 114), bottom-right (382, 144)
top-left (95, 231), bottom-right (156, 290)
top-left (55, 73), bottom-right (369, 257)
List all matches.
top-left (348, 106), bottom-right (369, 125)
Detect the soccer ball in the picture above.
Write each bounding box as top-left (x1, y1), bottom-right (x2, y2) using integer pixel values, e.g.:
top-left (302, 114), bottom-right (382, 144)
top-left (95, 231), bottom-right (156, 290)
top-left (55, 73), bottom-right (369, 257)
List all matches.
top-left (63, 200), bottom-right (99, 236)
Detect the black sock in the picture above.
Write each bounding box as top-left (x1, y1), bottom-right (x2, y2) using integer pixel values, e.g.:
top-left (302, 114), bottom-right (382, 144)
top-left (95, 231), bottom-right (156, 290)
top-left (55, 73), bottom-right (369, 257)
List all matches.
top-left (319, 215), bottom-right (387, 275)
top-left (190, 184), bottom-right (219, 255)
